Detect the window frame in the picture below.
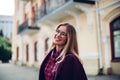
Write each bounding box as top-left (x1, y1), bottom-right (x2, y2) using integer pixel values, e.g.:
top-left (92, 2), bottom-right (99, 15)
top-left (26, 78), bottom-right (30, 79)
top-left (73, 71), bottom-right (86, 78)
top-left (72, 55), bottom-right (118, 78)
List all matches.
top-left (110, 16), bottom-right (120, 62)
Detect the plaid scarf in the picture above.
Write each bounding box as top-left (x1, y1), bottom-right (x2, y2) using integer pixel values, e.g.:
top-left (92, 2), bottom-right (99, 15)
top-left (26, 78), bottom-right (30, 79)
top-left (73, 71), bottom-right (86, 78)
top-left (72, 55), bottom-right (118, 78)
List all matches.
top-left (44, 48), bottom-right (62, 80)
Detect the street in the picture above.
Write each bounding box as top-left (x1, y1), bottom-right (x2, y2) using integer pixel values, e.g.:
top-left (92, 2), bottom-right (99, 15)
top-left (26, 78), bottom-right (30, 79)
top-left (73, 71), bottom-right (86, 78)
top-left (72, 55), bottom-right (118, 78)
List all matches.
top-left (0, 63), bottom-right (120, 80)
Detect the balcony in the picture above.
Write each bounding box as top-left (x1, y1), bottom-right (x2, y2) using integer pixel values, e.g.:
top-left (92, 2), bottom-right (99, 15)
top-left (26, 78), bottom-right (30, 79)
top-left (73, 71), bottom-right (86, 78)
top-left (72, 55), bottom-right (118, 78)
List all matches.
top-left (21, 0), bottom-right (33, 1)
top-left (18, 19), bottom-right (40, 35)
top-left (35, 0), bottom-right (95, 24)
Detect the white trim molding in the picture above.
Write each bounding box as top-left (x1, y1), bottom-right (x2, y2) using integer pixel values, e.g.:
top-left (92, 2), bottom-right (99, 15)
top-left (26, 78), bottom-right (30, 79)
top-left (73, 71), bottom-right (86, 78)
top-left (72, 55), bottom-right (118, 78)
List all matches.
top-left (79, 53), bottom-right (99, 59)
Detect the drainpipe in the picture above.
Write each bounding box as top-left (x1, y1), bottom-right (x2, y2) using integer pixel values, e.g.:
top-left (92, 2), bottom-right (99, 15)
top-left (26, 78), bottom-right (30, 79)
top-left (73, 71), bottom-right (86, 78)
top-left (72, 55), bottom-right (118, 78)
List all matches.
top-left (95, 0), bottom-right (103, 75)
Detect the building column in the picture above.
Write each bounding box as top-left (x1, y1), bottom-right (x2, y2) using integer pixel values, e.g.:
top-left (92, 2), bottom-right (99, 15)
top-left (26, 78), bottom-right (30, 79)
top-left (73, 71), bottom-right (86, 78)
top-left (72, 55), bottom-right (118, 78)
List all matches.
top-left (17, 37), bottom-right (24, 65)
top-left (103, 35), bottom-right (111, 74)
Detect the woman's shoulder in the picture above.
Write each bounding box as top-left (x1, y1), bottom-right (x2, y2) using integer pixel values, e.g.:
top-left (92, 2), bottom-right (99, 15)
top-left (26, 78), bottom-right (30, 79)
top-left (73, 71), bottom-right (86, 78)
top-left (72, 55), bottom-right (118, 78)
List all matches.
top-left (64, 54), bottom-right (81, 63)
top-left (64, 54), bottom-right (84, 70)
top-left (65, 54), bottom-right (76, 59)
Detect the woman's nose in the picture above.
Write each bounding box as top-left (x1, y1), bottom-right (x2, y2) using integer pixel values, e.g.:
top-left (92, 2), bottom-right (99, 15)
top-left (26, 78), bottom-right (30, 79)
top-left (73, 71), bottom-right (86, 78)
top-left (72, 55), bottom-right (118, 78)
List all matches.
top-left (56, 32), bottom-right (61, 36)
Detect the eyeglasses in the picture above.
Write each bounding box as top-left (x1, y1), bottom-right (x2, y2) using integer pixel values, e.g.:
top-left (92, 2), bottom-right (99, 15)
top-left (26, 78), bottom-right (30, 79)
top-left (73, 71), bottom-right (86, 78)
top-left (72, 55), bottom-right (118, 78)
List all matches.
top-left (55, 29), bottom-right (67, 37)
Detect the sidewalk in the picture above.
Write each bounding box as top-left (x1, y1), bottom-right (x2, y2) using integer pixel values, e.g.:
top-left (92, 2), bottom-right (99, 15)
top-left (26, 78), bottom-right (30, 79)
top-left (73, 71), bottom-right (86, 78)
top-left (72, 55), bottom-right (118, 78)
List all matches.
top-left (0, 63), bottom-right (39, 80)
top-left (0, 63), bottom-right (120, 80)
top-left (88, 75), bottom-right (120, 80)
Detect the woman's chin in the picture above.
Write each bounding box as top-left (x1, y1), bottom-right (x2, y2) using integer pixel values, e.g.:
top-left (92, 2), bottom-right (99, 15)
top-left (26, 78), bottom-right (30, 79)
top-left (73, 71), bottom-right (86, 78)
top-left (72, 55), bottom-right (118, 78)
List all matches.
top-left (53, 42), bottom-right (58, 45)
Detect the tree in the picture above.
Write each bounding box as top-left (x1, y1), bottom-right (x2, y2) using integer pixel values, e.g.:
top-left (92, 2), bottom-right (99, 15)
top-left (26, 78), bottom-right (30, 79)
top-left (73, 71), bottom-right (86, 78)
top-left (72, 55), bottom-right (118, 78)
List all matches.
top-left (0, 30), bottom-right (3, 36)
top-left (0, 36), bottom-right (12, 63)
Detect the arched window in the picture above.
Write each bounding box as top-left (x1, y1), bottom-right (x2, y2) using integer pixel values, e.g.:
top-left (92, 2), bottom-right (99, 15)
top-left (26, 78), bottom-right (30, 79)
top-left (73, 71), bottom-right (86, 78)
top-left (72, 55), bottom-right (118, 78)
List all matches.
top-left (34, 42), bottom-right (38, 61)
top-left (45, 38), bottom-right (49, 52)
top-left (110, 16), bottom-right (120, 62)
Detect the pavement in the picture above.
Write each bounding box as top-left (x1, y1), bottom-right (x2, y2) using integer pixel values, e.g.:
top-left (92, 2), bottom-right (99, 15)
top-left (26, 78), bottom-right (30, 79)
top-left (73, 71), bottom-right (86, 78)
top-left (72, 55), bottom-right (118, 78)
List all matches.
top-left (0, 63), bottom-right (120, 80)
top-left (0, 63), bottom-right (39, 80)
top-left (87, 75), bottom-right (120, 80)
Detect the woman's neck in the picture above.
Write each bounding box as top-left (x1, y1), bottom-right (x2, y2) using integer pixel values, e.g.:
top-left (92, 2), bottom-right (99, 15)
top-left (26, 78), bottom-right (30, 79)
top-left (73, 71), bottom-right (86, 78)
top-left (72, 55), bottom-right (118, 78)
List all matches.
top-left (56, 46), bottom-right (64, 52)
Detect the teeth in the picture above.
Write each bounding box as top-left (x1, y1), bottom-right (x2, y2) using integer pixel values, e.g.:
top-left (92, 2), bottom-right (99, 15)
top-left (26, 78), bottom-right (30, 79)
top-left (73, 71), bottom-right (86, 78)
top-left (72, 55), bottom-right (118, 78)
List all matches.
top-left (56, 38), bottom-right (59, 40)
top-left (55, 38), bottom-right (60, 41)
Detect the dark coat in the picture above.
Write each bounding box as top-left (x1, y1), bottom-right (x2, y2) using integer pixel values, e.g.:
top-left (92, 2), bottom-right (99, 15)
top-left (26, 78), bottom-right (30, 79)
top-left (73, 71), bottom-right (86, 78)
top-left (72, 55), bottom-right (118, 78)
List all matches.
top-left (39, 52), bottom-right (88, 80)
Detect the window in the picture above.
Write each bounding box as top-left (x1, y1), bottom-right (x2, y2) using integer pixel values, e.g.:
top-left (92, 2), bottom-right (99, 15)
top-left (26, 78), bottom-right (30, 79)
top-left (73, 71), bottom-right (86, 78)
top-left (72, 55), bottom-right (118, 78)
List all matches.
top-left (26, 44), bottom-right (29, 62)
top-left (45, 38), bottom-right (49, 51)
top-left (34, 42), bottom-right (37, 61)
top-left (110, 16), bottom-right (120, 62)
top-left (16, 47), bottom-right (19, 61)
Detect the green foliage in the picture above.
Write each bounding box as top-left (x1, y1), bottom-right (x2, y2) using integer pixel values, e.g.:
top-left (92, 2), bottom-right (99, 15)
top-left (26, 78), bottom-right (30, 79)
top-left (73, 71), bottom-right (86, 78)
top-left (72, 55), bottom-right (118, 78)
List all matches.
top-left (0, 36), bottom-right (12, 63)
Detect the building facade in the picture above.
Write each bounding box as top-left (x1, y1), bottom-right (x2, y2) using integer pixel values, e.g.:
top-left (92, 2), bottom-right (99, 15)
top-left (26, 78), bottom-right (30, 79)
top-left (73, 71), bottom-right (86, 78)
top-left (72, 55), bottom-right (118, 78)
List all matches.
top-left (12, 0), bottom-right (120, 75)
top-left (0, 15), bottom-right (13, 39)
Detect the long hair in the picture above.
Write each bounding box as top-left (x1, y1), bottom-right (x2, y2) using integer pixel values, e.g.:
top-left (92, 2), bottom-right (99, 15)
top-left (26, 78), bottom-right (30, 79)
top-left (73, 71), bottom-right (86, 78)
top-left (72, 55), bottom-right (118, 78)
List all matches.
top-left (49, 23), bottom-right (79, 62)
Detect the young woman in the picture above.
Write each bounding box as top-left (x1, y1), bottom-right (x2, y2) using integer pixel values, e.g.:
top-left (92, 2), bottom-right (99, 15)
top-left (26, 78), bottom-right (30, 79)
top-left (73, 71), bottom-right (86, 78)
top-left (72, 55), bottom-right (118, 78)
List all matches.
top-left (39, 23), bottom-right (88, 80)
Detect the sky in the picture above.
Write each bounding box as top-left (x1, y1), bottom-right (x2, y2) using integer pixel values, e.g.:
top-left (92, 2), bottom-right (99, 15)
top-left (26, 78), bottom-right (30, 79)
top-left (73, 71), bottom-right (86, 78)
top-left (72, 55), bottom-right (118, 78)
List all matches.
top-left (0, 0), bottom-right (15, 16)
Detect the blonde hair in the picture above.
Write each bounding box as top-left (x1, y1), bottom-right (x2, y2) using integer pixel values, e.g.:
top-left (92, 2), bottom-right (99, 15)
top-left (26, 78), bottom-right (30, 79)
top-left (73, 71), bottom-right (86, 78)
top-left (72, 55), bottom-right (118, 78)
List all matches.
top-left (49, 23), bottom-right (80, 62)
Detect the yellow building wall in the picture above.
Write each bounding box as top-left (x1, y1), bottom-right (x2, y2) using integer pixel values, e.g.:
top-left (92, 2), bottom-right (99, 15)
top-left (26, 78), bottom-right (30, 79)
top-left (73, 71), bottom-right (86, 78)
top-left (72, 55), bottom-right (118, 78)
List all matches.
top-left (59, 13), bottom-right (99, 75)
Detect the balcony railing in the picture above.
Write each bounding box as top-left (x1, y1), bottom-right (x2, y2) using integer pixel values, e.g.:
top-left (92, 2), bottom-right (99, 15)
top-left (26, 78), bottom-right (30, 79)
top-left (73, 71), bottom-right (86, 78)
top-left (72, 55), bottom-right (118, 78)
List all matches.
top-left (18, 20), bottom-right (28, 33)
top-left (35, 0), bottom-right (69, 22)
top-left (21, 0), bottom-right (33, 1)
top-left (18, 19), bottom-right (40, 35)
top-left (35, 0), bottom-right (95, 23)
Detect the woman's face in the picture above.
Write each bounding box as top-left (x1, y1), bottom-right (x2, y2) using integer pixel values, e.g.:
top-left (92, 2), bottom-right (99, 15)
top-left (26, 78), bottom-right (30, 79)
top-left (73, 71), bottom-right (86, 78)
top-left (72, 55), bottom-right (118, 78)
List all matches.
top-left (53, 26), bottom-right (67, 46)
